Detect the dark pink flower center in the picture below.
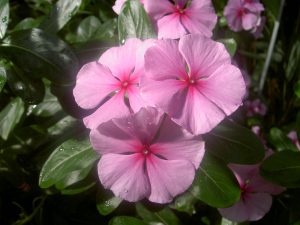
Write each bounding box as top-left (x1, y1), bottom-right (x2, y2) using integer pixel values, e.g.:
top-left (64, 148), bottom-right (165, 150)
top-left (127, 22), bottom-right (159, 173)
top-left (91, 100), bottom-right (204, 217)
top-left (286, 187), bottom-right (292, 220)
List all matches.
top-left (175, 4), bottom-right (185, 15)
top-left (185, 77), bottom-right (197, 86)
top-left (237, 8), bottom-right (245, 17)
top-left (141, 144), bottom-right (151, 156)
top-left (240, 179), bottom-right (252, 200)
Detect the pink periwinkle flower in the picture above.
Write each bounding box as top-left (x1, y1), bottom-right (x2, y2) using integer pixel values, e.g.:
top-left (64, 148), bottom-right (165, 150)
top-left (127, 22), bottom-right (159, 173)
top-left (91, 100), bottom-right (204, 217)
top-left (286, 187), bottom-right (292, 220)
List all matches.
top-left (224, 0), bottom-right (264, 33)
top-left (244, 99), bottom-right (267, 117)
top-left (287, 130), bottom-right (300, 150)
top-left (143, 0), bottom-right (217, 39)
top-left (73, 38), bottom-right (153, 129)
top-left (91, 107), bottom-right (205, 203)
top-left (218, 162), bottom-right (285, 222)
top-left (141, 34), bottom-right (246, 135)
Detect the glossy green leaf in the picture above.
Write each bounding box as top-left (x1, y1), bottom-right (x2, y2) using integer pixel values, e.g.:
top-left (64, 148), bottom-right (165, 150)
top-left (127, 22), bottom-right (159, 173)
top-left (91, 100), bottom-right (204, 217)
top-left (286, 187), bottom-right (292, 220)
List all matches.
top-left (0, 66), bottom-right (7, 92)
top-left (0, 98), bottom-right (24, 140)
top-left (136, 203), bottom-right (181, 225)
top-left (0, 0), bottom-right (9, 39)
top-left (39, 137), bottom-right (99, 188)
top-left (218, 38), bottom-right (237, 57)
top-left (118, 0), bottom-right (155, 43)
top-left (191, 152), bottom-right (241, 208)
top-left (39, 0), bottom-right (82, 33)
top-left (204, 120), bottom-right (265, 164)
top-left (13, 17), bottom-right (43, 31)
top-left (109, 216), bottom-right (147, 225)
top-left (269, 127), bottom-right (299, 152)
top-left (169, 192), bottom-right (197, 215)
top-left (60, 177), bottom-right (96, 195)
top-left (96, 193), bottom-right (122, 216)
top-left (0, 28), bottom-right (78, 84)
top-left (260, 151), bottom-right (300, 188)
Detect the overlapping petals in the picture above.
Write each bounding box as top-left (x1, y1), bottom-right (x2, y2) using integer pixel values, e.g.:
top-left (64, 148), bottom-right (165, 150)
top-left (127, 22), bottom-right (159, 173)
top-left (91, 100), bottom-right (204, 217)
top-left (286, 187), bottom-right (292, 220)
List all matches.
top-left (141, 34), bottom-right (246, 134)
top-left (91, 107), bottom-right (205, 203)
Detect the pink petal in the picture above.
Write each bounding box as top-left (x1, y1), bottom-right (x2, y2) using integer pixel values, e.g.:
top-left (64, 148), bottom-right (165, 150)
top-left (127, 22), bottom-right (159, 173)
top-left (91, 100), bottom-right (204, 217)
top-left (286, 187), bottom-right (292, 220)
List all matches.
top-left (157, 13), bottom-right (188, 39)
top-left (143, 0), bottom-right (174, 21)
top-left (99, 38), bottom-right (142, 81)
top-left (83, 91), bottom-right (130, 129)
top-left (147, 154), bottom-right (195, 203)
top-left (196, 64), bottom-right (245, 115)
top-left (151, 116), bottom-right (205, 168)
top-left (242, 13), bottom-right (258, 30)
top-left (172, 87), bottom-right (225, 134)
top-left (98, 153), bottom-right (150, 202)
top-left (90, 120), bottom-right (142, 155)
top-left (174, 0), bottom-right (188, 8)
top-left (224, 0), bottom-right (243, 32)
top-left (127, 85), bottom-right (147, 112)
top-left (112, 0), bottom-right (126, 14)
top-left (218, 193), bottom-right (272, 222)
top-left (144, 39), bottom-right (187, 80)
top-left (244, 2), bottom-right (264, 13)
top-left (178, 35), bottom-right (231, 79)
top-left (249, 172), bottom-right (285, 195)
top-left (73, 62), bottom-right (119, 109)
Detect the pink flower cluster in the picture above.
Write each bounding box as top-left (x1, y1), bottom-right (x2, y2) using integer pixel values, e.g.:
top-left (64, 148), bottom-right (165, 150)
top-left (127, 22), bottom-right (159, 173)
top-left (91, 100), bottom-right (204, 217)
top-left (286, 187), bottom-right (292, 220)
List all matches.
top-left (224, 0), bottom-right (265, 37)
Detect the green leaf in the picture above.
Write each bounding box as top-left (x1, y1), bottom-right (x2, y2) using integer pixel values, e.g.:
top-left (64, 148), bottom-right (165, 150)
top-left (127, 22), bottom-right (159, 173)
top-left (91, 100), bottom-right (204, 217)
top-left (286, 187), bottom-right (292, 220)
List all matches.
top-left (96, 193), bottom-right (122, 216)
top-left (218, 38), bottom-right (237, 57)
top-left (118, 0), bottom-right (155, 43)
top-left (13, 17), bottom-right (43, 31)
top-left (109, 216), bottom-right (147, 225)
top-left (204, 120), bottom-right (265, 164)
top-left (0, 98), bottom-right (24, 140)
top-left (0, 28), bottom-right (78, 84)
top-left (294, 80), bottom-right (300, 98)
top-left (39, 0), bottom-right (82, 33)
top-left (269, 127), bottom-right (299, 152)
top-left (285, 41), bottom-right (300, 81)
top-left (169, 192), bottom-right (196, 215)
top-left (262, 0), bottom-right (280, 18)
top-left (260, 151), bottom-right (300, 188)
top-left (39, 137), bottom-right (99, 188)
top-left (191, 152), bottom-right (241, 208)
top-left (0, 0), bottom-right (9, 39)
top-left (0, 66), bottom-right (7, 92)
top-left (60, 176), bottom-right (96, 195)
top-left (136, 203), bottom-right (182, 225)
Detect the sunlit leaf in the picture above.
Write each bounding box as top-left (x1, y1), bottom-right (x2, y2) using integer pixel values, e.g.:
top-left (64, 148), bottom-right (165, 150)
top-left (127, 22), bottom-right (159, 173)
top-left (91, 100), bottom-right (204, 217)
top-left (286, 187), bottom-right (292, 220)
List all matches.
top-left (0, 0), bottom-right (9, 39)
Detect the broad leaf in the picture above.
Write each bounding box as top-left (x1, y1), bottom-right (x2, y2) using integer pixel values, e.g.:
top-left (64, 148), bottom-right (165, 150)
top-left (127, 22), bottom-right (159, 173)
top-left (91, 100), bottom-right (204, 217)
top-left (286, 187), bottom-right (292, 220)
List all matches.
top-left (39, 0), bottom-right (82, 33)
top-left (13, 17), bottom-right (43, 31)
top-left (39, 137), bottom-right (99, 188)
top-left (204, 120), bottom-right (265, 164)
top-left (191, 152), bottom-right (241, 208)
top-left (0, 66), bottom-right (7, 92)
top-left (0, 98), bottom-right (24, 140)
top-left (96, 192), bottom-right (122, 216)
top-left (169, 192), bottom-right (197, 216)
top-left (118, 0), bottom-right (155, 43)
top-left (269, 127), bottom-right (299, 152)
top-left (0, 0), bottom-right (9, 39)
top-left (260, 151), bottom-right (300, 188)
top-left (1, 28), bottom-right (78, 84)
top-left (109, 216), bottom-right (147, 225)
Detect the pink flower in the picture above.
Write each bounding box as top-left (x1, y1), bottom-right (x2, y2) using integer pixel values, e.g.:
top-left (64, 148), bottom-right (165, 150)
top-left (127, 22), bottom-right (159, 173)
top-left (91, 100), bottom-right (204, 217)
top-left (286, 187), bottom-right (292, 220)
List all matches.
top-left (287, 130), bottom-right (300, 150)
top-left (73, 38), bottom-right (153, 129)
top-left (91, 107), bottom-right (205, 203)
top-left (218, 162), bottom-right (285, 222)
top-left (141, 34), bottom-right (246, 134)
top-left (224, 0), bottom-right (264, 33)
top-left (143, 0), bottom-right (217, 39)
top-left (244, 99), bottom-right (267, 117)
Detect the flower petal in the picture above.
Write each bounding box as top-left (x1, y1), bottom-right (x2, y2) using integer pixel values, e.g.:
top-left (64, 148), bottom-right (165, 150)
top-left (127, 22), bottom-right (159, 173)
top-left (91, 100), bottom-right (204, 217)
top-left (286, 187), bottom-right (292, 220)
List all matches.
top-left (151, 116), bottom-right (205, 168)
top-left (127, 85), bottom-right (147, 112)
top-left (157, 13), bottom-right (188, 39)
top-left (147, 155), bottom-right (195, 203)
top-left (179, 35), bottom-right (231, 79)
top-left (196, 64), bottom-right (245, 115)
top-left (99, 38), bottom-right (142, 81)
top-left (73, 62), bottom-right (119, 109)
top-left (242, 13), bottom-right (258, 30)
top-left (98, 153), bottom-right (150, 202)
top-left (112, 0), bottom-right (126, 14)
top-left (143, 0), bottom-right (174, 21)
top-left (83, 91), bottom-right (130, 129)
top-left (218, 193), bottom-right (272, 222)
top-left (144, 39), bottom-right (187, 80)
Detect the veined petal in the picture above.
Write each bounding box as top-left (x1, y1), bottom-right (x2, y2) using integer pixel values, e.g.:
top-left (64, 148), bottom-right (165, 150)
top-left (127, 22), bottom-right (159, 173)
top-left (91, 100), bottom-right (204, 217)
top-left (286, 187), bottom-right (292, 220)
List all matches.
top-left (99, 38), bottom-right (142, 81)
top-left (98, 153), bottom-right (150, 202)
top-left (196, 64), bottom-right (245, 115)
top-left (147, 155), bottom-right (195, 203)
top-left (73, 62), bottom-right (119, 109)
top-left (143, 0), bottom-right (174, 20)
top-left (144, 39), bottom-right (187, 80)
top-left (127, 85), bottom-right (147, 112)
top-left (157, 13), bottom-right (188, 39)
top-left (179, 35), bottom-right (231, 79)
top-left (83, 91), bottom-right (130, 129)
top-left (151, 116), bottom-right (205, 168)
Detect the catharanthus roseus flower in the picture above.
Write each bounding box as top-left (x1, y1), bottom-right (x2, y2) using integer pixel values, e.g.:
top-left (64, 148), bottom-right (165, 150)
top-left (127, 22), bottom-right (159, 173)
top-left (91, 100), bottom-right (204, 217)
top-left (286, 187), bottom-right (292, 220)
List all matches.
top-left (91, 107), bottom-right (205, 203)
top-left (287, 130), bottom-right (300, 150)
top-left (143, 0), bottom-right (217, 39)
top-left (244, 98), bottom-right (267, 117)
top-left (73, 38), bottom-right (153, 129)
top-left (218, 161), bottom-right (285, 222)
top-left (141, 34), bottom-right (246, 134)
top-left (224, 0), bottom-right (264, 33)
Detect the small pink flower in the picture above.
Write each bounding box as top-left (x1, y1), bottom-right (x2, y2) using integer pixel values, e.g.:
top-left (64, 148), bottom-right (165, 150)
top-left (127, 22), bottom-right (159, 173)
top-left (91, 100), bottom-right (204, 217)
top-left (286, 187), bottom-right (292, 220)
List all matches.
top-left (244, 99), bottom-right (267, 117)
top-left (218, 162), bottom-right (285, 222)
top-left (143, 0), bottom-right (217, 39)
top-left (287, 130), bottom-right (300, 150)
top-left (91, 107), bottom-right (205, 203)
top-left (224, 0), bottom-right (264, 33)
top-left (73, 38), bottom-right (153, 129)
top-left (141, 34), bottom-right (246, 134)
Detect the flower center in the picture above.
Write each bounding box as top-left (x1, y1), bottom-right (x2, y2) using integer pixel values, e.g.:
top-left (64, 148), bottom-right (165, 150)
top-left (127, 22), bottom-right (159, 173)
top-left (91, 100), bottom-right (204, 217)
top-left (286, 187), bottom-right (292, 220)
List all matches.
top-left (122, 81), bottom-right (129, 87)
top-left (237, 8), bottom-right (245, 17)
top-left (175, 5), bottom-right (185, 14)
top-left (141, 145), bottom-right (151, 156)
